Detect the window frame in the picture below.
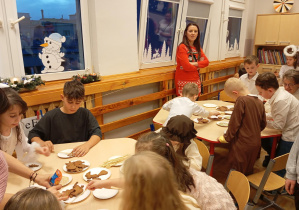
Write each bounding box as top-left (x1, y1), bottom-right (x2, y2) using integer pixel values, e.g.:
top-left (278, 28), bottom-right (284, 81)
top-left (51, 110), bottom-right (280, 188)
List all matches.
top-left (2, 0), bottom-right (92, 81)
top-left (224, 2), bottom-right (245, 58)
top-left (138, 0), bottom-right (187, 69)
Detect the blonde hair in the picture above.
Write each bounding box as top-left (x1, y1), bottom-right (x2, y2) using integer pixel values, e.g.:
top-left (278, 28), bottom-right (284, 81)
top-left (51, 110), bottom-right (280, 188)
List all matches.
top-left (4, 187), bottom-right (63, 210)
top-left (182, 83), bottom-right (199, 97)
top-left (121, 151), bottom-right (188, 210)
top-left (224, 78), bottom-right (246, 96)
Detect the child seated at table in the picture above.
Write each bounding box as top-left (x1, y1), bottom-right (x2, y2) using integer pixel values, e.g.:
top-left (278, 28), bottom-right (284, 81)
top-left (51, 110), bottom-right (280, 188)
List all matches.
top-left (29, 80), bottom-right (102, 157)
top-left (4, 187), bottom-right (64, 210)
top-left (256, 72), bottom-right (299, 177)
top-left (87, 132), bottom-right (236, 210)
top-left (239, 55), bottom-right (260, 95)
top-left (0, 88), bottom-right (50, 162)
top-left (162, 83), bottom-right (219, 126)
top-left (160, 115), bottom-right (202, 171)
top-left (218, 78), bottom-right (266, 175)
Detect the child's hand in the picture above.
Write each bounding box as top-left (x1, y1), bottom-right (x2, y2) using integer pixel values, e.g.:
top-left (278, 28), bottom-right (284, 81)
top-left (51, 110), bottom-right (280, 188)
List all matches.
top-left (35, 146), bottom-right (50, 156)
top-left (40, 141), bottom-right (54, 153)
top-left (87, 180), bottom-right (102, 191)
top-left (47, 185), bottom-right (68, 201)
top-left (34, 173), bottom-right (51, 188)
top-left (199, 57), bottom-right (205, 61)
top-left (209, 111), bottom-right (220, 116)
top-left (72, 143), bottom-right (90, 157)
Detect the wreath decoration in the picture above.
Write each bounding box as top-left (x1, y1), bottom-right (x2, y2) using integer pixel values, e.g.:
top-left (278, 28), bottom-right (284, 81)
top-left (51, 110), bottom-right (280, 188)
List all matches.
top-left (72, 73), bottom-right (101, 84)
top-left (284, 45), bottom-right (297, 57)
top-left (0, 75), bottom-right (45, 92)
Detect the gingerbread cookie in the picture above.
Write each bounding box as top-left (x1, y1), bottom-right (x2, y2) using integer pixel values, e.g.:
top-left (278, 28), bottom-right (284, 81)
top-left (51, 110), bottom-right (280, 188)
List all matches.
top-left (85, 170), bottom-right (108, 180)
top-left (62, 182), bottom-right (84, 198)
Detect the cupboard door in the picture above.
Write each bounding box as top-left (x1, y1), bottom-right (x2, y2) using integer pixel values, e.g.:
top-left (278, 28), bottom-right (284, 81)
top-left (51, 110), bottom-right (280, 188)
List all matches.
top-left (255, 15), bottom-right (281, 45)
top-left (279, 14), bottom-right (299, 45)
top-left (258, 64), bottom-right (274, 74)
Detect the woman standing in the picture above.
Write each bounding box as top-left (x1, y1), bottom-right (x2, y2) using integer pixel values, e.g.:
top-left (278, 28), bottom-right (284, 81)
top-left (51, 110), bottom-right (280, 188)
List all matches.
top-left (175, 23), bottom-right (209, 96)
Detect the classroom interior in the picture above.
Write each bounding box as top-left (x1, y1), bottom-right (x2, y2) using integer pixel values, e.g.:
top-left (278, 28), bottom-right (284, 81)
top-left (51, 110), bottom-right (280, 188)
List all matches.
top-left (1, 0), bottom-right (298, 209)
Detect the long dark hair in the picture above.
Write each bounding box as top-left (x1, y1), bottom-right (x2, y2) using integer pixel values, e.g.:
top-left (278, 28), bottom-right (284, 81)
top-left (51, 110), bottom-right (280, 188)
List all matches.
top-left (181, 23), bottom-right (201, 58)
top-left (135, 132), bottom-right (195, 192)
top-left (0, 89), bottom-right (9, 115)
top-left (0, 88), bottom-right (28, 147)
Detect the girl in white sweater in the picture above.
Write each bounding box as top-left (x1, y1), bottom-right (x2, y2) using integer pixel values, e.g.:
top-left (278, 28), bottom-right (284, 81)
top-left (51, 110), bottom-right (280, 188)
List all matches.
top-left (0, 88), bottom-right (49, 162)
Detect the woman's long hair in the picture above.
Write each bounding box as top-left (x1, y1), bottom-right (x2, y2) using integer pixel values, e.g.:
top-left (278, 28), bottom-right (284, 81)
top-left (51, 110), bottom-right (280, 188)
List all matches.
top-left (135, 132), bottom-right (195, 192)
top-left (181, 23), bottom-right (201, 58)
top-left (122, 151), bottom-right (188, 210)
top-left (0, 88), bottom-right (28, 147)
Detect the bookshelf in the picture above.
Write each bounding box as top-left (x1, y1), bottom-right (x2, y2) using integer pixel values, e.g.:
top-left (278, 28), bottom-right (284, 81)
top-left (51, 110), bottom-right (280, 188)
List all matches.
top-left (254, 13), bottom-right (299, 75)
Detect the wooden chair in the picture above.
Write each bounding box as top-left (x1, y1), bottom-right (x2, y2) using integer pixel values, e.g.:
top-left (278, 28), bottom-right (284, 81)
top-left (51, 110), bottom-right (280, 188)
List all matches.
top-left (194, 139), bottom-right (214, 175)
top-left (224, 169), bottom-right (253, 210)
top-left (218, 90), bottom-right (235, 102)
top-left (247, 153), bottom-right (289, 209)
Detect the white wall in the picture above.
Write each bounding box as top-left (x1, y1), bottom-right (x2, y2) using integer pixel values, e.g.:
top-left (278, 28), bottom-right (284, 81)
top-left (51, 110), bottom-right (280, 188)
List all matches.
top-left (88, 0), bottom-right (139, 76)
top-left (245, 0), bottom-right (299, 55)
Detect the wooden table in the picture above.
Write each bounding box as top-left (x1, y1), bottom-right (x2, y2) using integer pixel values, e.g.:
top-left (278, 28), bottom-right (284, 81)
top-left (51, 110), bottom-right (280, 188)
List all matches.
top-left (153, 100), bottom-right (282, 174)
top-left (6, 138), bottom-right (136, 210)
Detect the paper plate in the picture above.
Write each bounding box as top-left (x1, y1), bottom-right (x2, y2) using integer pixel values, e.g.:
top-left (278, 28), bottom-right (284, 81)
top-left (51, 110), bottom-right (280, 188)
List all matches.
top-left (107, 156), bottom-right (125, 167)
top-left (224, 111), bottom-right (233, 115)
top-left (193, 118), bottom-right (210, 124)
top-left (57, 149), bottom-right (74, 159)
top-left (63, 160), bottom-right (90, 173)
top-left (93, 188), bottom-right (119, 199)
top-left (223, 115), bottom-right (231, 120)
top-left (216, 121), bottom-right (229, 127)
top-left (25, 162), bottom-right (42, 171)
top-left (203, 103), bottom-right (217, 108)
top-left (60, 173), bottom-right (73, 186)
top-left (61, 183), bottom-right (90, 204)
top-left (83, 167), bottom-right (111, 182)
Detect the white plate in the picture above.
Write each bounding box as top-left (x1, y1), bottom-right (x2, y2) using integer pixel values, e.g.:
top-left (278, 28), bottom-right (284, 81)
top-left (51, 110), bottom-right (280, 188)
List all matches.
top-left (227, 105), bottom-right (234, 109)
top-left (61, 183), bottom-right (90, 204)
top-left (93, 188), bottom-right (119, 199)
top-left (224, 111), bottom-right (233, 115)
top-left (63, 160), bottom-right (90, 173)
top-left (60, 173), bottom-right (73, 186)
top-left (193, 118), bottom-right (210, 124)
top-left (83, 167), bottom-right (111, 182)
top-left (25, 162), bottom-right (42, 171)
top-left (203, 103), bottom-right (217, 108)
top-left (57, 149), bottom-right (73, 159)
top-left (216, 121), bottom-right (229, 127)
top-left (223, 115), bottom-right (231, 120)
top-left (107, 156), bottom-right (124, 167)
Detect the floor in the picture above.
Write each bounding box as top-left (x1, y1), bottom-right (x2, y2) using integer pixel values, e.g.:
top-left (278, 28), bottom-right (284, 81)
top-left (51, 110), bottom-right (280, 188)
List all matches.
top-left (209, 143), bottom-right (295, 210)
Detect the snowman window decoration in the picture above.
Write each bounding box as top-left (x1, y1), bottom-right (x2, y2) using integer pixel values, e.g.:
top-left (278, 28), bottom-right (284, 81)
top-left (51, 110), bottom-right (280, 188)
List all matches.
top-left (39, 33), bottom-right (66, 73)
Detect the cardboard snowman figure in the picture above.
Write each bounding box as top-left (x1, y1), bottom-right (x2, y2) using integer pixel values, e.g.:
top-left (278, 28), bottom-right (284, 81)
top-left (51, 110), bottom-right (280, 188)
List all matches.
top-left (39, 33), bottom-right (66, 73)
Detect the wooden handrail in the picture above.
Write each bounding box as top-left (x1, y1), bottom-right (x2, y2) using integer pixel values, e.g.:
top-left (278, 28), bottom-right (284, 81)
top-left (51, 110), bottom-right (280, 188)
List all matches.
top-left (20, 57), bottom-right (243, 139)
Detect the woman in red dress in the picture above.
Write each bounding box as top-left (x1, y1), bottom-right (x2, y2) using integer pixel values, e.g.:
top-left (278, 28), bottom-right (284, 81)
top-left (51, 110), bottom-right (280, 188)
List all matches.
top-left (175, 23), bottom-right (209, 96)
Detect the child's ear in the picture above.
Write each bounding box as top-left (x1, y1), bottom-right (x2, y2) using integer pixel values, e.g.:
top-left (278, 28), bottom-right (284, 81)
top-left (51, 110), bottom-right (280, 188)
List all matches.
top-left (60, 94), bottom-right (64, 100)
top-left (193, 95), bottom-right (198, 100)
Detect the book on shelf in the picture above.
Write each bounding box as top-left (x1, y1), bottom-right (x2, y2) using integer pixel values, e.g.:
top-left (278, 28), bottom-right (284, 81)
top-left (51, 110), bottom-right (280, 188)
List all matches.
top-left (257, 48), bottom-right (285, 65)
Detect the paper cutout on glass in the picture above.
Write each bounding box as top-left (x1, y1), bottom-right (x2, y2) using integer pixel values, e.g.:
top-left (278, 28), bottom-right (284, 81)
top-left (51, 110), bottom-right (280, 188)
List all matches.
top-left (39, 33), bottom-right (65, 73)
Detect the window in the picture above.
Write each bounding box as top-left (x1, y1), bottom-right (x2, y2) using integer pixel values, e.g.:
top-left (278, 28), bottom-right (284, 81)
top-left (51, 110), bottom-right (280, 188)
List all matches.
top-left (1, 0), bottom-right (91, 81)
top-left (225, 9), bottom-right (242, 57)
top-left (186, 1), bottom-right (211, 48)
top-left (138, 0), bottom-right (185, 69)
